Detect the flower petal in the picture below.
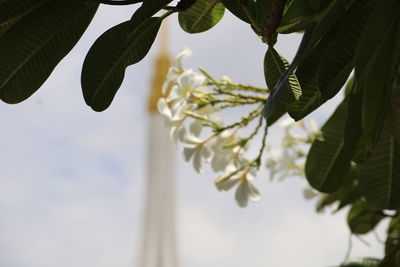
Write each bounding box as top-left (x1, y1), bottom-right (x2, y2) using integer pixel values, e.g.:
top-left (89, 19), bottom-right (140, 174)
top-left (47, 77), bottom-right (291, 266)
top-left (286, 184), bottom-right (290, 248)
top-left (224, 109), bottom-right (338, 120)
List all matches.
top-left (157, 98), bottom-right (172, 118)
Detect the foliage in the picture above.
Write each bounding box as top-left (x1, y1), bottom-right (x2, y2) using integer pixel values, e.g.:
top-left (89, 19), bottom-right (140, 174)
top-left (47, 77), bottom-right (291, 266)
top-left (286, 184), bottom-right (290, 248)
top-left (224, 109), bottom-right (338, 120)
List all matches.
top-left (1, 0), bottom-right (400, 266)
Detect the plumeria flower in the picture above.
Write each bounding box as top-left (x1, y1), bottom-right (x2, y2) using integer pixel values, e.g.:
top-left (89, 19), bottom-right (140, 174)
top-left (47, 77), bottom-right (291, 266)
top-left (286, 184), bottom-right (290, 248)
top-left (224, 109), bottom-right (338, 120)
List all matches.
top-left (157, 98), bottom-right (187, 143)
top-left (215, 163), bottom-right (260, 207)
top-left (209, 130), bottom-right (241, 172)
top-left (188, 105), bottom-right (222, 137)
top-left (162, 47), bottom-right (192, 95)
top-left (265, 146), bottom-right (304, 181)
top-left (182, 132), bottom-right (213, 173)
top-left (167, 70), bottom-right (206, 105)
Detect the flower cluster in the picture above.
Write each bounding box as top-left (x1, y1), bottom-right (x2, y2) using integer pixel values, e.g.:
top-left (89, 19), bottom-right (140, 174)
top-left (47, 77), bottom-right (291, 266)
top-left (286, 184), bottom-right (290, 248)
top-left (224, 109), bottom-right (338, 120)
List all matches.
top-left (265, 118), bottom-right (322, 198)
top-left (158, 48), bottom-right (321, 207)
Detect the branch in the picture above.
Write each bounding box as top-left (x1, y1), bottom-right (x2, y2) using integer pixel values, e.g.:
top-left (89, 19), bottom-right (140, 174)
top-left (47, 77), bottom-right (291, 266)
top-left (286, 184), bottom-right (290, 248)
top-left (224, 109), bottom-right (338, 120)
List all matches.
top-left (93, 0), bottom-right (142, 5)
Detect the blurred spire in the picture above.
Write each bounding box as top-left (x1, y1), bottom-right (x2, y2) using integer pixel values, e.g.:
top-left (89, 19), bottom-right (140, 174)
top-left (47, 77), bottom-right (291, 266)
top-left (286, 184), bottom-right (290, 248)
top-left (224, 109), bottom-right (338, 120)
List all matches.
top-left (148, 19), bottom-right (170, 113)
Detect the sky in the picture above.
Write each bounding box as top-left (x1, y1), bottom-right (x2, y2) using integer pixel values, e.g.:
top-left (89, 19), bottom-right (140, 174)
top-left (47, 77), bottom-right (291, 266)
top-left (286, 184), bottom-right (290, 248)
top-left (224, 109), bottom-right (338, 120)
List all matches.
top-left (0, 3), bottom-right (387, 267)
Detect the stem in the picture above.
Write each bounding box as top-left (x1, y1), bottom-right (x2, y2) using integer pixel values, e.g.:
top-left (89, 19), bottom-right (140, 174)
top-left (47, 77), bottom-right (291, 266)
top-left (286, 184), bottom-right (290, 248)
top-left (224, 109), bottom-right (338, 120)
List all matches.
top-left (215, 107), bottom-right (262, 132)
top-left (209, 98), bottom-right (259, 105)
top-left (183, 111), bottom-right (220, 128)
top-left (94, 0), bottom-right (142, 5)
top-left (255, 121), bottom-right (268, 167)
top-left (214, 88), bottom-right (267, 101)
top-left (243, 111), bottom-right (264, 143)
top-left (199, 67), bottom-right (222, 90)
top-left (229, 84), bottom-right (269, 94)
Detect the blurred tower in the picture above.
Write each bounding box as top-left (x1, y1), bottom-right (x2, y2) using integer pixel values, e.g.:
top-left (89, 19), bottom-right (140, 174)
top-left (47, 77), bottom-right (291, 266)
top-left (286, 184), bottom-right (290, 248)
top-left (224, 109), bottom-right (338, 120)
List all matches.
top-left (138, 21), bottom-right (179, 267)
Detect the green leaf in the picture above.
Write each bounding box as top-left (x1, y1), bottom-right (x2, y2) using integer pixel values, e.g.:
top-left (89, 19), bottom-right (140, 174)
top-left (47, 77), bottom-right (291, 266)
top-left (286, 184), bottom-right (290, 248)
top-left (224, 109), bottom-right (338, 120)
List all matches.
top-left (340, 258), bottom-right (381, 267)
top-left (81, 14), bottom-right (162, 111)
top-left (0, 0), bottom-right (98, 104)
top-left (316, 2), bottom-right (370, 100)
top-left (278, 0), bottom-right (318, 33)
top-left (287, 0), bottom-right (369, 120)
top-left (347, 200), bottom-right (385, 235)
top-left (220, 0), bottom-right (256, 25)
top-left (357, 122), bottom-right (400, 210)
top-left (354, 0), bottom-right (400, 82)
top-left (386, 216), bottom-right (400, 256)
top-left (263, 46), bottom-right (301, 125)
top-left (139, 0), bottom-right (172, 18)
top-left (360, 25), bottom-right (399, 151)
top-left (316, 167), bottom-right (362, 213)
top-left (344, 84), bottom-right (371, 163)
top-left (0, 0), bottom-right (50, 25)
top-left (178, 0), bottom-right (225, 34)
top-left (305, 101), bottom-right (351, 193)
top-left (287, 37), bottom-right (326, 120)
top-left (378, 253), bottom-right (400, 267)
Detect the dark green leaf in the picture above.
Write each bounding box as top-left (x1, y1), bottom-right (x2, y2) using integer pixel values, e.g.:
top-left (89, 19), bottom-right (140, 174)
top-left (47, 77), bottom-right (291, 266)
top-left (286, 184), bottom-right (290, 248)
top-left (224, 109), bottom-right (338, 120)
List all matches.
top-left (0, 0), bottom-right (98, 103)
top-left (81, 15), bottom-right (161, 111)
top-left (255, 0), bottom-right (272, 29)
top-left (344, 84), bottom-right (371, 163)
top-left (278, 0), bottom-right (317, 33)
top-left (316, 167), bottom-right (362, 213)
top-left (178, 0), bottom-right (225, 34)
top-left (263, 46), bottom-right (301, 125)
top-left (0, 0), bottom-right (50, 25)
top-left (316, 1), bottom-right (370, 100)
top-left (305, 101), bottom-right (351, 192)
top-left (360, 25), bottom-right (399, 151)
top-left (354, 0), bottom-right (400, 82)
top-left (386, 216), bottom-right (400, 256)
top-left (139, 0), bottom-right (172, 18)
top-left (219, 0), bottom-right (256, 25)
top-left (357, 121), bottom-right (400, 210)
top-left (347, 201), bottom-right (385, 235)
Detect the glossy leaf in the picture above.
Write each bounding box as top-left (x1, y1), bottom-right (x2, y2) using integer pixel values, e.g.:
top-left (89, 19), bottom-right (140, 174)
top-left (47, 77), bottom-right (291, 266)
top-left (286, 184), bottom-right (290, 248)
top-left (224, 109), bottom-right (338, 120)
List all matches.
top-left (139, 0), bottom-right (172, 18)
top-left (305, 101), bottom-right (351, 193)
top-left (178, 0), bottom-right (225, 34)
top-left (0, 0), bottom-right (99, 103)
top-left (344, 84), bottom-right (371, 163)
top-left (0, 0), bottom-right (49, 24)
top-left (278, 0), bottom-right (318, 33)
top-left (288, 0), bottom-right (368, 120)
top-left (347, 201), bottom-right (385, 235)
top-left (386, 216), bottom-right (400, 256)
top-left (357, 122), bottom-right (400, 210)
top-left (360, 25), bottom-right (399, 151)
top-left (81, 14), bottom-right (162, 111)
top-left (255, 0), bottom-right (272, 29)
top-left (263, 46), bottom-right (301, 125)
top-left (220, 0), bottom-right (256, 24)
top-left (316, 168), bottom-right (361, 213)
top-left (354, 0), bottom-right (400, 82)
top-left (316, 1), bottom-right (369, 100)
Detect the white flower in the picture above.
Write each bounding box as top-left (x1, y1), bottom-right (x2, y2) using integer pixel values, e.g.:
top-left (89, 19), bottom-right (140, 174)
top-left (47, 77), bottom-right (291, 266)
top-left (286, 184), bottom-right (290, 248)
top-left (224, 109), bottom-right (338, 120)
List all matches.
top-left (265, 146), bottom-right (304, 181)
top-left (215, 164), bottom-right (260, 207)
top-left (188, 105), bottom-right (221, 137)
top-left (167, 70), bottom-right (206, 103)
top-left (162, 47), bottom-right (192, 95)
top-left (209, 130), bottom-right (241, 172)
top-left (183, 132), bottom-right (212, 173)
top-left (157, 98), bottom-right (187, 143)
